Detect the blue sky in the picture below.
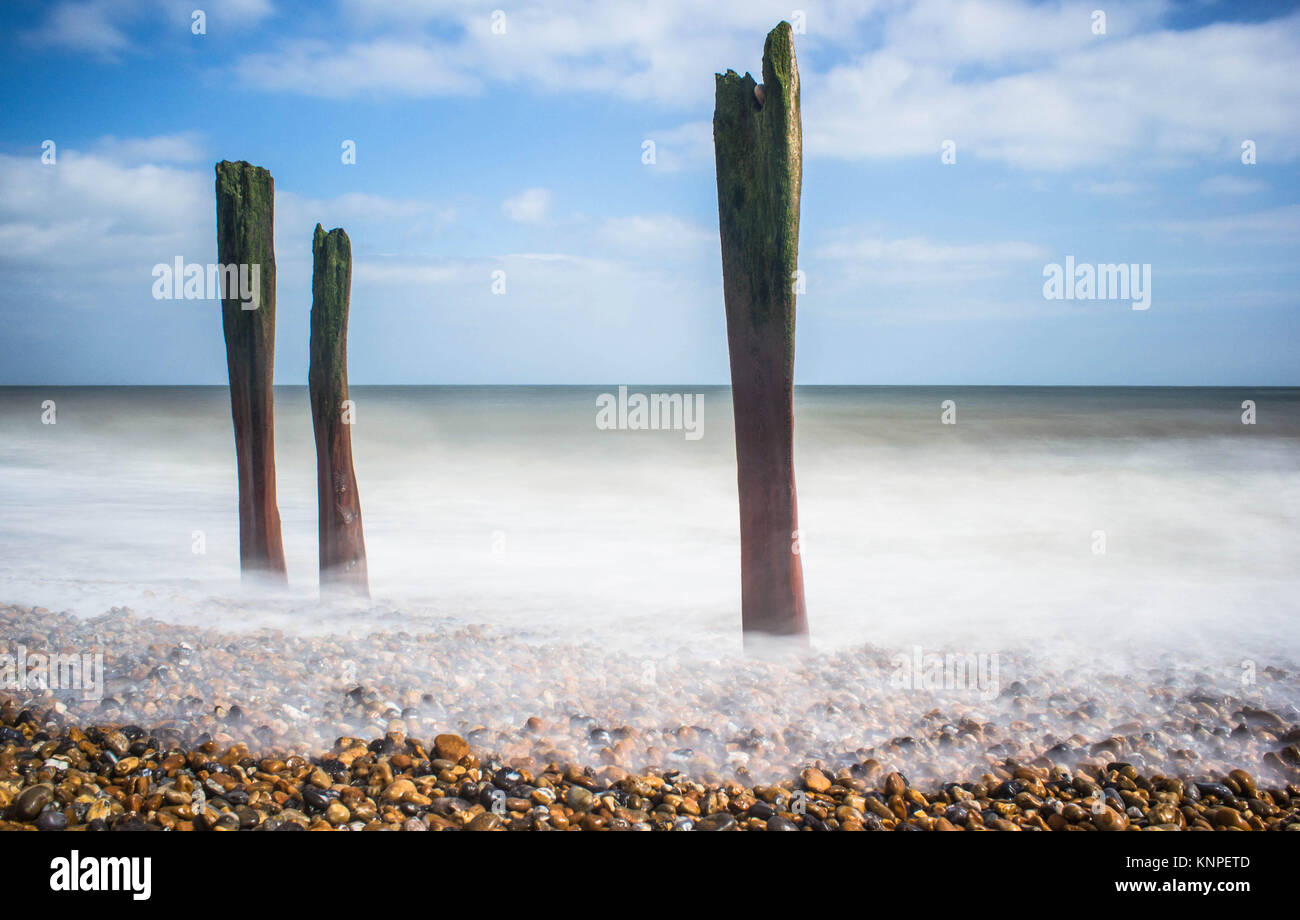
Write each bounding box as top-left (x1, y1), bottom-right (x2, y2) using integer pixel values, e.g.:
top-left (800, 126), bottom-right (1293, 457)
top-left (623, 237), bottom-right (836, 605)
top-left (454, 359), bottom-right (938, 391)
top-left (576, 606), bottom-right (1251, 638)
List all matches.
top-left (1, 0), bottom-right (1298, 385)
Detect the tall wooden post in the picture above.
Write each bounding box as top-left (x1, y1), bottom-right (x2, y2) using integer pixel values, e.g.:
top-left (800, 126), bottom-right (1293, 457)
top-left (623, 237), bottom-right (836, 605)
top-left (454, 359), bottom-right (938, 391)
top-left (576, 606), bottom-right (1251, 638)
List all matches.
top-left (309, 224), bottom-right (368, 596)
top-left (713, 22), bottom-right (808, 642)
top-left (215, 160), bottom-right (286, 582)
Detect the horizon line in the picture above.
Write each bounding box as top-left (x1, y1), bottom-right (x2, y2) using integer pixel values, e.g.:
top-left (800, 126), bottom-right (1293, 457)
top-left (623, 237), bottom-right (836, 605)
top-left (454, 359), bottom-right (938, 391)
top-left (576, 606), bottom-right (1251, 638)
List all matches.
top-left (3, 383), bottom-right (1299, 390)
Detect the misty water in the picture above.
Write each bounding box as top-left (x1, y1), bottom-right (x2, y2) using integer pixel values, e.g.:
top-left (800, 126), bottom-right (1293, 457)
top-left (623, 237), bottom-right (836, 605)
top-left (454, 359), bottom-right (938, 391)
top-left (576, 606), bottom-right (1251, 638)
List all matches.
top-left (2, 386), bottom-right (1298, 782)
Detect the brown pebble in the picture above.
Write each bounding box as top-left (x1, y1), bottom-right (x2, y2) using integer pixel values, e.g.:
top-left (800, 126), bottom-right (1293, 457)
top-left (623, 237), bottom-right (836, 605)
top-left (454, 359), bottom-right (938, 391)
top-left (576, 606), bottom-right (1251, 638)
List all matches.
top-left (433, 734), bottom-right (469, 763)
top-left (1094, 806), bottom-right (1129, 831)
top-left (802, 768), bottom-right (831, 793)
top-left (466, 812), bottom-right (501, 831)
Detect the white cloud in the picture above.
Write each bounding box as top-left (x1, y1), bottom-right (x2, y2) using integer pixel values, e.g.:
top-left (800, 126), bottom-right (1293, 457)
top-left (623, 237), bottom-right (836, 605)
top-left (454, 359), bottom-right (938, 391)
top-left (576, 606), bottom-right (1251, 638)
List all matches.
top-left (224, 1), bottom-right (1300, 171)
top-left (0, 139), bottom-right (460, 308)
top-left (817, 233), bottom-right (1046, 264)
top-left (1156, 205), bottom-right (1300, 244)
top-left (811, 231), bottom-right (1049, 287)
top-left (28, 1), bottom-right (1300, 172)
top-left (278, 190), bottom-right (456, 230)
top-left (28, 1), bottom-right (131, 55)
top-left (0, 149), bottom-right (209, 279)
top-left (877, 0), bottom-right (1166, 66)
top-left (230, 0), bottom-right (879, 104)
top-left (90, 132), bottom-right (208, 164)
top-left (598, 215), bottom-right (717, 257)
top-left (237, 39), bottom-right (481, 98)
top-left (26, 0), bottom-right (274, 57)
top-left (502, 187), bottom-right (552, 224)
top-left (352, 260), bottom-right (463, 286)
top-left (1198, 175), bottom-right (1266, 197)
top-left (806, 9), bottom-right (1300, 169)
top-left (643, 121), bottom-right (714, 173)
top-left (1079, 179), bottom-right (1147, 197)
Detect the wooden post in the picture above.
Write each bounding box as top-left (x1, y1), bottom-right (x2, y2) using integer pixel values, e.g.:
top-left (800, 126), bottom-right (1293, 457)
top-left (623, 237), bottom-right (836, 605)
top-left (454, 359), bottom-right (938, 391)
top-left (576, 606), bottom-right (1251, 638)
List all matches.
top-left (309, 224), bottom-right (368, 596)
top-left (713, 22), bottom-right (808, 642)
top-left (215, 160), bottom-right (286, 582)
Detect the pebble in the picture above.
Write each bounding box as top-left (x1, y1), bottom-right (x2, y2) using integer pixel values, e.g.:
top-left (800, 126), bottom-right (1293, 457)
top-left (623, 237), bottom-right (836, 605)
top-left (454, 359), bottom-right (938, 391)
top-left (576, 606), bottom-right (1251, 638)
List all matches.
top-left (802, 768), bottom-right (831, 793)
top-left (434, 734), bottom-right (469, 763)
top-left (696, 813), bottom-right (737, 831)
top-left (36, 810), bottom-right (67, 831)
top-left (566, 786), bottom-right (595, 811)
top-left (10, 784), bottom-right (52, 821)
top-left (1094, 806), bottom-right (1130, 832)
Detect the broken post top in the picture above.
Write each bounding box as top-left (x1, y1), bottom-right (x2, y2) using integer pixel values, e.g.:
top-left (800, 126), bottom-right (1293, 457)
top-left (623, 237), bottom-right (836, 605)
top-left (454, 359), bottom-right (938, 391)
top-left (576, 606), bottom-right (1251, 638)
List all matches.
top-left (310, 223), bottom-right (353, 393)
top-left (311, 224), bottom-right (351, 322)
top-left (215, 161), bottom-right (275, 317)
top-left (713, 21), bottom-right (802, 338)
top-left (312, 223), bottom-right (350, 269)
top-left (215, 160), bottom-right (274, 216)
top-left (714, 20), bottom-right (798, 108)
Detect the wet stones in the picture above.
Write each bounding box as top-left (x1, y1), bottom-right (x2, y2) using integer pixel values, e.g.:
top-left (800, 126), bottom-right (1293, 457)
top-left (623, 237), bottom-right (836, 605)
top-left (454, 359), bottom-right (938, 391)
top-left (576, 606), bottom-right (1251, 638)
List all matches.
top-left (302, 785), bottom-right (331, 812)
top-left (565, 786), bottom-right (595, 812)
top-left (802, 768), bottom-right (831, 793)
top-left (36, 809), bottom-right (67, 831)
top-left (696, 812), bottom-right (737, 831)
top-left (1210, 806), bottom-right (1250, 830)
top-left (1227, 769), bottom-right (1257, 799)
top-left (430, 796), bottom-right (471, 817)
top-left (746, 801), bottom-right (775, 820)
top-left (991, 779), bottom-right (1023, 800)
top-left (1196, 782), bottom-right (1234, 801)
top-left (10, 784), bottom-right (52, 821)
top-left (434, 734), bottom-right (469, 763)
top-left (381, 778), bottom-right (416, 802)
top-left (1, 602), bottom-right (1297, 833)
top-left (1093, 805), bottom-right (1130, 832)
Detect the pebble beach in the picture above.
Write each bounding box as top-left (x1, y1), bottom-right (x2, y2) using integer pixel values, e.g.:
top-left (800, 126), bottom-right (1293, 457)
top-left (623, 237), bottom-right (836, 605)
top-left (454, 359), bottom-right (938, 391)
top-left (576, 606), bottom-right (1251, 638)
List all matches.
top-left (3, 602), bottom-right (1298, 831)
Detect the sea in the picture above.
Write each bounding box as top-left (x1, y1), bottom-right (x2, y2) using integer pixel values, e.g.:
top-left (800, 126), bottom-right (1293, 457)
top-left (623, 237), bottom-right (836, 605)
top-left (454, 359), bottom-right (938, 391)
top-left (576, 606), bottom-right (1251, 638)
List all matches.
top-left (2, 385), bottom-right (1297, 665)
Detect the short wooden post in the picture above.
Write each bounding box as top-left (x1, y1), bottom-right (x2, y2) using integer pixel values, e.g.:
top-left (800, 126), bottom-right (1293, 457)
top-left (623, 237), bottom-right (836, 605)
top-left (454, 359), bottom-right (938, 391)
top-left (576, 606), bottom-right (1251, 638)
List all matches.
top-left (309, 224), bottom-right (368, 596)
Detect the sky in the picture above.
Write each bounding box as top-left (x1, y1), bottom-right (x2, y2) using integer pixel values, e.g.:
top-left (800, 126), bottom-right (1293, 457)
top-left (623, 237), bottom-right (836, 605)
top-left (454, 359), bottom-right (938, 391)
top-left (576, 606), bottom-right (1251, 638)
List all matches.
top-left (1, 0), bottom-right (1298, 385)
